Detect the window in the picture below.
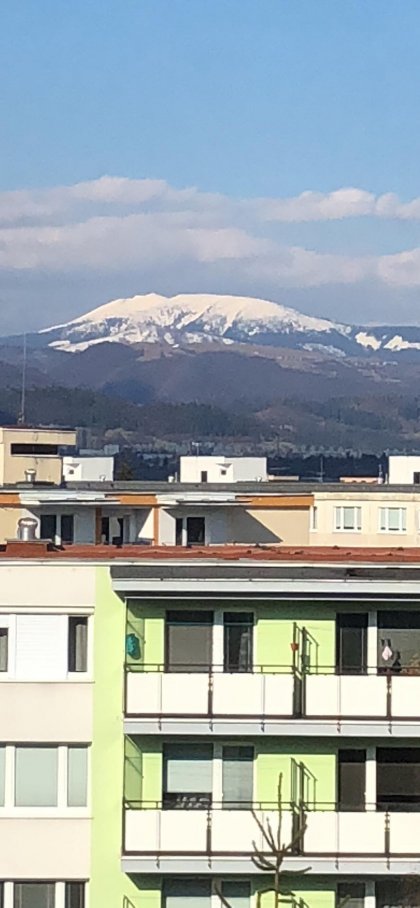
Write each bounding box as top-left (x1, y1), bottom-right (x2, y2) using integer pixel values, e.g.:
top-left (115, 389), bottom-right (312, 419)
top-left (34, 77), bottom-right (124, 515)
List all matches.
top-left (0, 747), bottom-right (5, 807)
top-left (223, 613), bottom-right (253, 672)
top-left (200, 471), bottom-right (208, 483)
top-left (379, 507), bottom-right (407, 533)
top-left (222, 746), bottom-right (253, 809)
top-left (336, 613), bottom-right (367, 674)
top-left (310, 506), bottom-right (318, 531)
top-left (15, 747), bottom-right (58, 807)
top-left (334, 506), bottom-right (362, 532)
top-left (11, 443), bottom-right (58, 456)
top-left (68, 617), bottom-right (88, 672)
top-left (377, 748), bottom-right (420, 812)
top-left (14, 883), bottom-right (55, 908)
top-left (40, 514), bottom-right (57, 541)
top-left (336, 883), bottom-right (365, 908)
top-left (175, 517), bottom-right (183, 546)
top-left (67, 747), bottom-right (88, 807)
top-left (376, 879), bottom-right (420, 907)
top-left (338, 750), bottom-right (366, 811)
top-left (165, 611), bottom-right (213, 672)
top-left (378, 611), bottom-right (420, 673)
top-left (61, 515), bottom-right (74, 544)
top-left (0, 628), bottom-right (8, 672)
top-left (163, 879), bottom-right (211, 907)
top-left (415, 472), bottom-right (420, 485)
top-left (163, 743), bottom-right (212, 809)
top-left (0, 883), bottom-right (3, 908)
top-left (187, 516), bottom-right (205, 545)
top-left (65, 882), bottom-right (85, 908)
top-left (220, 882), bottom-right (251, 907)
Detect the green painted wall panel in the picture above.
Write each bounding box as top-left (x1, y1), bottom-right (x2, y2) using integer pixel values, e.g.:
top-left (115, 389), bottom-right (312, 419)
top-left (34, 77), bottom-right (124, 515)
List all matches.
top-left (257, 604), bottom-right (335, 671)
top-left (90, 568), bottom-right (146, 908)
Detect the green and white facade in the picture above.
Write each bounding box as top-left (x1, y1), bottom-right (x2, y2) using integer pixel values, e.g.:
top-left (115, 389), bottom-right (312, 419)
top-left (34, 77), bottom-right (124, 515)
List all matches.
top-left (3, 546), bottom-right (420, 907)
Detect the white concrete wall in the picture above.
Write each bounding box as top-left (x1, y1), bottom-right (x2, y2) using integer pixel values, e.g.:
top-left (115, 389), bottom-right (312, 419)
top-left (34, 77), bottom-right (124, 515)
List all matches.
top-left (388, 455), bottom-right (420, 485)
top-left (63, 455), bottom-right (114, 482)
top-left (0, 818), bottom-right (90, 878)
top-left (180, 456), bottom-right (267, 483)
top-left (0, 564), bottom-right (96, 608)
top-left (0, 682), bottom-right (92, 741)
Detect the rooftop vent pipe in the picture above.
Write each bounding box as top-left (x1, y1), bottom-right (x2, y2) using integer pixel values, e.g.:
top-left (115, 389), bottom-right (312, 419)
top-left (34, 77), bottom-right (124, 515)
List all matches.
top-left (24, 469), bottom-right (36, 484)
top-left (17, 517), bottom-right (38, 542)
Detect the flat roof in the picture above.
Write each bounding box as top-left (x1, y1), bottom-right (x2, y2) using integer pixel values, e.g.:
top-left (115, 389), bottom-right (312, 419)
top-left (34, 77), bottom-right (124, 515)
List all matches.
top-left (3, 542), bottom-right (420, 564)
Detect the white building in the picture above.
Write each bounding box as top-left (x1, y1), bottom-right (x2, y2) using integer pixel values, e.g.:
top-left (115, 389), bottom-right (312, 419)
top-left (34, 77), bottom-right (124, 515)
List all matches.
top-left (388, 455), bottom-right (420, 485)
top-left (179, 455), bottom-right (267, 484)
top-left (63, 455), bottom-right (114, 483)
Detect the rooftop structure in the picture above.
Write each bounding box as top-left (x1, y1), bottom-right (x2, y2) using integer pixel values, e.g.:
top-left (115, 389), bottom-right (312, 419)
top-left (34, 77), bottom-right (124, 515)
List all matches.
top-left (179, 454), bottom-right (268, 483)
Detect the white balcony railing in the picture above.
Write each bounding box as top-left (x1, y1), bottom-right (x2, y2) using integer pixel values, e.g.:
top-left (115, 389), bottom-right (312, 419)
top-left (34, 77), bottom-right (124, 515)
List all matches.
top-left (125, 666), bottom-right (420, 722)
top-left (125, 668), bottom-right (295, 718)
top-left (123, 806), bottom-right (420, 858)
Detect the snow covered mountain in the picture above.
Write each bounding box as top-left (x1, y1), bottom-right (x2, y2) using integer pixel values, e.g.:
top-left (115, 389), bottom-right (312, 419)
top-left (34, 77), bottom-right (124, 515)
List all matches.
top-left (39, 292), bottom-right (351, 352)
top-left (37, 292), bottom-right (420, 358)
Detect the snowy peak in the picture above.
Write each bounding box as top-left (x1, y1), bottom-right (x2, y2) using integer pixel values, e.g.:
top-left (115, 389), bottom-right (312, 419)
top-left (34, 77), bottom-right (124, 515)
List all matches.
top-left (40, 292), bottom-right (349, 352)
top-left (37, 292), bottom-right (420, 360)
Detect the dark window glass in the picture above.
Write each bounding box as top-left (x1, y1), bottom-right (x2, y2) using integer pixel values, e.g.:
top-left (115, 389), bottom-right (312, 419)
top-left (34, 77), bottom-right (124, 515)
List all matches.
top-left (65, 883), bottom-right (85, 908)
top-left (222, 746), bottom-right (253, 809)
top-left (224, 612), bottom-right (253, 672)
top-left (377, 748), bottom-right (420, 812)
top-left (175, 518), bottom-right (183, 546)
top-left (14, 883), bottom-right (55, 908)
top-left (163, 879), bottom-right (211, 906)
top-left (68, 617), bottom-right (88, 672)
top-left (377, 879), bottom-right (420, 906)
top-left (163, 743), bottom-right (212, 809)
top-left (338, 750), bottom-right (366, 811)
top-left (336, 613), bottom-right (367, 674)
top-left (165, 610), bottom-right (213, 672)
top-left (0, 883), bottom-right (3, 908)
top-left (0, 629), bottom-right (8, 672)
top-left (414, 473), bottom-right (420, 485)
top-left (200, 471), bottom-right (208, 483)
top-left (186, 516), bottom-right (205, 545)
top-left (11, 443), bottom-right (58, 456)
top-left (337, 883), bottom-right (365, 908)
top-left (40, 514), bottom-right (57, 541)
top-left (101, 517), bottom-right (110, 544)
top-left (61, 515), bottom-right (74, 544)
top-left (221, 881), bottom-right (251, 907)
top-left (378, 611), bottom-right (420, 673)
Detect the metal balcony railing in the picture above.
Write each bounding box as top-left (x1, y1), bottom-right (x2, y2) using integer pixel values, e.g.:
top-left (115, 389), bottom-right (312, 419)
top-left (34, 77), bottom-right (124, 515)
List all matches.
top-left (122, 800), bottom-right (420, 860)
top-left (124, 662), bottom-right (420, 722)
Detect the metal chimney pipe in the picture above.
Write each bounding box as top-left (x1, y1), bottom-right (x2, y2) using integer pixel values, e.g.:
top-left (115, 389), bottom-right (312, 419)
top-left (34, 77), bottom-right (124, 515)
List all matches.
top-left (24, 469), bottom-right (36, 484)
top-left (17, 517), bottom-right (38, 541)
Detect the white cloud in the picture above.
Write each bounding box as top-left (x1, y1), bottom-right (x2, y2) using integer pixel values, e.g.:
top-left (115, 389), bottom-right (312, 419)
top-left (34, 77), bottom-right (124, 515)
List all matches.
top-left (3, 176), bottom-right (420, 331)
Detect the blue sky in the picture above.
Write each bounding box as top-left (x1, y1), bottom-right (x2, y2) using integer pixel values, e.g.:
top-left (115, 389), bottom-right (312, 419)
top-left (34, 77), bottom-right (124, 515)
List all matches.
top-left (1, 0), bottom-right (420, 332)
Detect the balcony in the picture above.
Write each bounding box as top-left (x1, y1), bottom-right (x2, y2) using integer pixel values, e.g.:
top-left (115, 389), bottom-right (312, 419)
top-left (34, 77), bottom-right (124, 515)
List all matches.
top-left (122, 801), bottom-right (420, 875)
top-left (124, 665), bottom-right (420, 736)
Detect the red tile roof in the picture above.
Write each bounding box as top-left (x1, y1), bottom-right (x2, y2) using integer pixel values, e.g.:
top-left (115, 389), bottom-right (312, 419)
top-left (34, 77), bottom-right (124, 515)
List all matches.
top-left (2, 541), bottom-right (420, 563)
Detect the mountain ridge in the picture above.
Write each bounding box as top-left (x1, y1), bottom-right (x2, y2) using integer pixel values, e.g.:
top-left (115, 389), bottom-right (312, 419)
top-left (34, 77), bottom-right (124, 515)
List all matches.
top-left (31, 292), bottom-right (420, 360)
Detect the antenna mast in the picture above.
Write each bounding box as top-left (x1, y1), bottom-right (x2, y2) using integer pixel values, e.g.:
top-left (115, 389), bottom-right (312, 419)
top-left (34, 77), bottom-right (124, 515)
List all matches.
top-left (18, 333), bottom-right (27, 425)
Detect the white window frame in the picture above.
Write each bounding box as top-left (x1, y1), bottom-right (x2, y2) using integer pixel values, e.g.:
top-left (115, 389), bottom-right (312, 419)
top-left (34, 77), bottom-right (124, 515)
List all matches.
top-left (0, 613), bottom-right (92, 683)
top-left (310, 506), bottom-right (318, 531)
top-left (2, 880), bottom-right (86, 908)
top-left (334, 506), bottom-right (362, 532)
top-left (0, 744), bottom-right (90, 817)
top-left (379, 507), bottom-right (407, 533)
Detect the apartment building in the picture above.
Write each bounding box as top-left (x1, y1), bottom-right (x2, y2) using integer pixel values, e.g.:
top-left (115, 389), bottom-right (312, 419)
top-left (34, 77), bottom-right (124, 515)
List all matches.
top-left (0, 554), bottom-right (94, 908)
top-left (3, 541), bottom-right (420, 906)
top-left (310, 486), bottom-right (420, 547)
